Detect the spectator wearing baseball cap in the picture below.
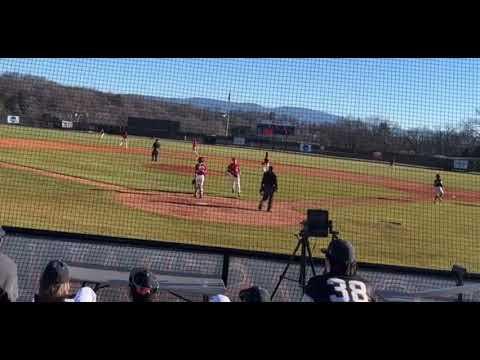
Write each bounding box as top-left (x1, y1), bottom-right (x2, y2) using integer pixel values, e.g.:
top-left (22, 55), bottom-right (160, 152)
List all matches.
top-left (34, 260), bottom-right (96, 302)
top-left (129, 268), bottom-right (159, 302)
top-left (239, 286), bottom-right (271, 302)
top-left (0, 227), bottom-right (18, 303)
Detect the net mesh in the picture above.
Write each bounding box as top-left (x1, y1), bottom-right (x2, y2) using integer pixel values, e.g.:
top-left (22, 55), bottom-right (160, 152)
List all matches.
top-left (0, 58), bottom-right (479, 301)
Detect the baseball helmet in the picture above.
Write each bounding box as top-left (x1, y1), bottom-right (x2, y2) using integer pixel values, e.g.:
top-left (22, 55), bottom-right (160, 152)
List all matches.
top-left (321, 238), bottom-right (357, 275)
top-left (129, 268), bottom-right (159, 296)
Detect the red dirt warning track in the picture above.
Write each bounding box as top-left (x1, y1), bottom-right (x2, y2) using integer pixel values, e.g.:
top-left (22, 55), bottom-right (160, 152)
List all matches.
top-left (2, 137), bottom-right (480, 227)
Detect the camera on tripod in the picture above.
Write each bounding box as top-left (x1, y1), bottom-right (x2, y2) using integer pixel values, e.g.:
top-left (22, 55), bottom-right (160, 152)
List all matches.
top-left (301, 209), bottom-right (333, 238)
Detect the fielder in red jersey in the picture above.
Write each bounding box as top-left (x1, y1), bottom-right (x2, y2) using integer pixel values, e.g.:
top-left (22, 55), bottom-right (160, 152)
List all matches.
top-left (227, 157), bottom-right (241, 197)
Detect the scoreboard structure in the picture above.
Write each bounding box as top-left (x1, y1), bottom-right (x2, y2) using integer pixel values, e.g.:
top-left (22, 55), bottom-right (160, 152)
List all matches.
top-left (256, 123), bottom-right (295, 136)
top-left (127, 117), bottom-right (180, 138)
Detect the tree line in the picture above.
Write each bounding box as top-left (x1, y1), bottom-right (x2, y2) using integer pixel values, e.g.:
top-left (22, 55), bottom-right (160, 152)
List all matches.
top-left (1, 72), bottom-right (479, 157)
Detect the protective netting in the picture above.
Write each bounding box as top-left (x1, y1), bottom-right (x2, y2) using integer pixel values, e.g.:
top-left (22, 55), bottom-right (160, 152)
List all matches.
top-left (0, 58), bottom-right (479, 293)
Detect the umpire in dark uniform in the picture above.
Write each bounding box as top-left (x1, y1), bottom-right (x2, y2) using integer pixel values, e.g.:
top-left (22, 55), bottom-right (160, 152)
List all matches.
top-left (258, 166), bottom-right (278, 212)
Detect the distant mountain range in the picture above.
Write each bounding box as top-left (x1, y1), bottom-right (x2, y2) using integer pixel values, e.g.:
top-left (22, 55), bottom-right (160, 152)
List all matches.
top-left (156, 97), bottom-right (343, 123)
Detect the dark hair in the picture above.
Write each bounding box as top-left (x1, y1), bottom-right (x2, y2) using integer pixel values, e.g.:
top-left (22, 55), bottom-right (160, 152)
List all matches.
top-left (239, 286), bottom-right (270, 302)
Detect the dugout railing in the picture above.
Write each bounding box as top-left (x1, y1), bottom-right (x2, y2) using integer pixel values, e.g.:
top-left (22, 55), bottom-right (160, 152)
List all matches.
top-left (2, 226), bottom-right (480, 302)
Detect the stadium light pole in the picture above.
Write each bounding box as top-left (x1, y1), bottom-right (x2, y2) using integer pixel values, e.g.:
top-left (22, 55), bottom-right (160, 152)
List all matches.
top-left (225, 91), bottom-right (231, 137)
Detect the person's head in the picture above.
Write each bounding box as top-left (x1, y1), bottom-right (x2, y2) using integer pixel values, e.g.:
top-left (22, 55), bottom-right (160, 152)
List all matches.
top-left (268, 166), bottom-right (273, 173)
top-left (231, 157), bottom-right (236, 163)
top-left (436, 173), bottom-right (441, 179)
top-left (198, 157), bottom-right (205, 163)
top-left (209, 294), bottom-right (231, 302)
top-left (38, 260), bottom-right (71, 301)
top-left (239, 286), bottom-right (270, 302)
top-left (129, 268), bottom-right (159, 303)
top-left (321, 238), bottom-right (357, 276)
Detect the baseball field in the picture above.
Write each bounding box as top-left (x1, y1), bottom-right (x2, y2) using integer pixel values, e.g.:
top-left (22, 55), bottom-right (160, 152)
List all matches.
top-left (1, 124), bottom-right (480, 272)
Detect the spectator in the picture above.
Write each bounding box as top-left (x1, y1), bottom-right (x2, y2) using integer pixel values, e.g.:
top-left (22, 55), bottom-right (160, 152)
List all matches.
top-left (0, 227), bottom-right (18, 303)
top-left (34, 260), bottom-right (96, 302)
top-left (302, 237), bottom-right (376, 302)
top-left (209, 294), bottom-right (231, 302)
top-left (239, 286), bottom-right (271, 302)
top-left (129, 268), bottom-right (159, 302)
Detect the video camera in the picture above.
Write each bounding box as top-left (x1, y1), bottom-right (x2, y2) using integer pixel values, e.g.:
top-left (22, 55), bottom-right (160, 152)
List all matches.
top-left (301, 209), bottom-right (333, 238)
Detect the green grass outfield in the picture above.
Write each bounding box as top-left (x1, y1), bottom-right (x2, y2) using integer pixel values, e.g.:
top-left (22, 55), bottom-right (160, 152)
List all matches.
top-left (1, 124), bottom-right (480, 272)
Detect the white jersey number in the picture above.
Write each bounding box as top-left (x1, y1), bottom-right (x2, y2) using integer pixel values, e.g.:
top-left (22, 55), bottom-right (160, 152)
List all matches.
top-left (327, 278), bottom-right (369, 302)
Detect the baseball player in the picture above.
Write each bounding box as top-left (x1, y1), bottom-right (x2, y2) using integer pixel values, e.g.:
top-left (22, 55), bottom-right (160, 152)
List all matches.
top-left (151, 139), bottom-right (160, 162)
top-left (390, 156), bottom-right (395, 167)
top-left (302, 237), bottom-right (377, 302)
top-left (226, 157), bottom-right (241, 197)
top-left (119, 130), bottom-right (128, 148)
top-left (433, 173), bottom-right (445, 203)
top-left (193, 157), bottom-right (208, 198)
top-left (258, 165), bottom-right (278, 212)
top-left (262, 152), bottom-right (270, 172)
top-left (192, 138), bottom-right (198, 155)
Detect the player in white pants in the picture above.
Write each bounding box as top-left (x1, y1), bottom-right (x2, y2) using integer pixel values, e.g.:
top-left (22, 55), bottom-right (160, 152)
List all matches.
top-left (194, 157), bottom-right (207, 198)
top-left (262, 152), bottom-right (270, 172)
top-left (433, 174), bottom-right (445, 203)
top-left (227, 158), bottom-right (241, 197)
top-left (119, 130), bottom-right (128, 148)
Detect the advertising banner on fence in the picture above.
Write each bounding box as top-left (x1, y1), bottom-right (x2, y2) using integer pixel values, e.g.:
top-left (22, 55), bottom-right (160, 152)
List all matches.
top-left (300, 143), bottom-right (312, 153)
top-left (233, 137), bottom-right (246, 145)
top-left (7, 115), bottom-right (20, 124)
top-left (61, 121), bottom-right (73, 129)
top-left (453, 159), bottom-right (469, 171)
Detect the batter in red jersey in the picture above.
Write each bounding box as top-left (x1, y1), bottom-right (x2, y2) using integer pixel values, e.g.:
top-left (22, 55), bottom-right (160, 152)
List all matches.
top-left (226, 157), bottom-right (241, 197)
top-left (194, 157), bottom-right (208, 198)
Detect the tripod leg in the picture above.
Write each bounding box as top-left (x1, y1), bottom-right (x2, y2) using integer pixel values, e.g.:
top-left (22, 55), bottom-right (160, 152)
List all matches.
top-left (299, 236), bottom-right (307, 287)
top-left (271, 238), bottom-right (302, 300)
top-left (305, 239), bottom-right (317, 278)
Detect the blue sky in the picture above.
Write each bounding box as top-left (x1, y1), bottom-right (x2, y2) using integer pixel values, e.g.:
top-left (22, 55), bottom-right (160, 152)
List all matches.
top-left (0, 58), bottom-right (479, 129)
